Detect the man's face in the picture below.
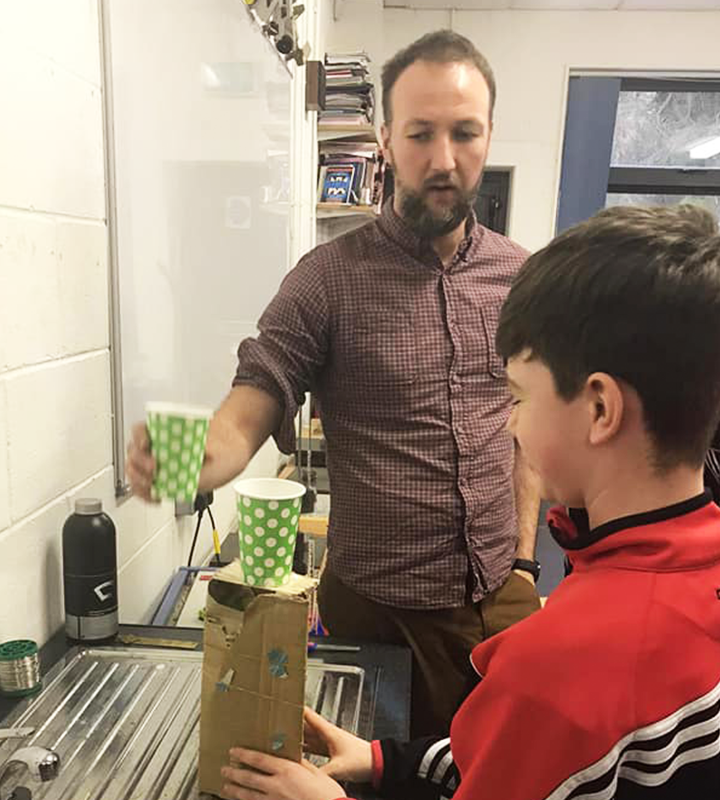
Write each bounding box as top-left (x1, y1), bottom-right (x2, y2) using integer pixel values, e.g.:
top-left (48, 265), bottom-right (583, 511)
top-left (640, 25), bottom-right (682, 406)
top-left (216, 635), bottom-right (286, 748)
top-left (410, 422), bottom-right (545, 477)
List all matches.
top-left (381, 59), bottom-right (493, 238)
top-left (505, 353), bottom-right (589, 508)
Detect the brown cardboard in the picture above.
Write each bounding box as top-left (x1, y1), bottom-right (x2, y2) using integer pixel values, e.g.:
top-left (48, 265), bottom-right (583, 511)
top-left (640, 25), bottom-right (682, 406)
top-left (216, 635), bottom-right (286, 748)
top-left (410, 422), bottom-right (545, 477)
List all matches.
top-left (198, 561), bottom-right (316, 796)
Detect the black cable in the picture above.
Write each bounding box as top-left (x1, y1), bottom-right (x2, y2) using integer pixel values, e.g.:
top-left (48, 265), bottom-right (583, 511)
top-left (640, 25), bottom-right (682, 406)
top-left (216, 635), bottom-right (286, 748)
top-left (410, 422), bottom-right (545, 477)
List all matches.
top-left (206, 504), bottom-right (217, 533)
top-left (187, 506), bottom-right (205, 568)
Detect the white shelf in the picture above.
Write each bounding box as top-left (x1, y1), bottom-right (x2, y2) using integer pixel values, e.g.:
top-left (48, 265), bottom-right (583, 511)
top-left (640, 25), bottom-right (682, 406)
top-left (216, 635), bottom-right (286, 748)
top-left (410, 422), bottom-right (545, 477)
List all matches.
top-left (316, 202), bottom-right (378, 219)
top-left (317, 123), bottom-right (377, 143)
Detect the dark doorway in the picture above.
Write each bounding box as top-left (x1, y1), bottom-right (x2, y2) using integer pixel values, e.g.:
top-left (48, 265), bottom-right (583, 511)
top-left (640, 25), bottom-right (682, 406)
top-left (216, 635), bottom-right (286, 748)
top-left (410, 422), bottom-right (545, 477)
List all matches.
top-left (475, 169), bottom-right (511, 235)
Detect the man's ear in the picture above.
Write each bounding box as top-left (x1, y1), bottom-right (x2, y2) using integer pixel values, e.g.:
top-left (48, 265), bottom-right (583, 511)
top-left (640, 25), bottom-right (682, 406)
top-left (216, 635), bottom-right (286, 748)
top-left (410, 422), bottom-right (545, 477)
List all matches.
top-left (380, 123), bottom-right (392, 167)
top-left (586, 372), bottom-right (624, 446)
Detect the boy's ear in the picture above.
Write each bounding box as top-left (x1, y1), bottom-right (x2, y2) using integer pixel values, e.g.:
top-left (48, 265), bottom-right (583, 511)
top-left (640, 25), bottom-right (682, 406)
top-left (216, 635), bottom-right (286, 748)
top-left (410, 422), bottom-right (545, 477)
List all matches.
top-left (586, 373), bottom-right (624, 446)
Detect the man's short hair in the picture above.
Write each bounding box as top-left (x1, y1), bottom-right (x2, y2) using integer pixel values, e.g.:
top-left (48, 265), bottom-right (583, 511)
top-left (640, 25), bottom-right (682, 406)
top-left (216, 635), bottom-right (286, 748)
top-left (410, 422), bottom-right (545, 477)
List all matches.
top-left (381, 30), bottom-right (496, 126)
top-left (497, 204), bottom-right (720, 471)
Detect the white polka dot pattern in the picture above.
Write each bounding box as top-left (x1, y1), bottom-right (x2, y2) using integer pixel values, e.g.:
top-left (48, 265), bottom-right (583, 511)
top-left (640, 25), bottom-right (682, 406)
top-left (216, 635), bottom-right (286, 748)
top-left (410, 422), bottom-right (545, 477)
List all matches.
top-left (147, 412), bottom-right (209, 502)
top-left (235, 486), bottom-right (303, 587)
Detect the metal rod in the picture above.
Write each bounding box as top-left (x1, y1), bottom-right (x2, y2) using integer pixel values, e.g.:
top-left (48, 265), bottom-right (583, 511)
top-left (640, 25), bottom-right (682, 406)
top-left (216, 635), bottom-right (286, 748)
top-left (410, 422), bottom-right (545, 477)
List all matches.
top-left (98, 0), bottom-right (129, 499)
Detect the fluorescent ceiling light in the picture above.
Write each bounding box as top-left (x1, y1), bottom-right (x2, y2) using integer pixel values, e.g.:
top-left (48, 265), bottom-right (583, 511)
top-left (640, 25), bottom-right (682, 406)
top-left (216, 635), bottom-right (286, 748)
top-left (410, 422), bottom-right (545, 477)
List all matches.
top-left (688, 136), bottom-right (720, 160)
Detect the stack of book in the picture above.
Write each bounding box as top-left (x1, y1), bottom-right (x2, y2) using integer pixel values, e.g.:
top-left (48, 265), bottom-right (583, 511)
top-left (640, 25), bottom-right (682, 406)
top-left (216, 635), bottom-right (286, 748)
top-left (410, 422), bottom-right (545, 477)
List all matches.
top-left (319, 52), bottom-right (374, 128)
top-left (317, 141), bottom-right (385, 211)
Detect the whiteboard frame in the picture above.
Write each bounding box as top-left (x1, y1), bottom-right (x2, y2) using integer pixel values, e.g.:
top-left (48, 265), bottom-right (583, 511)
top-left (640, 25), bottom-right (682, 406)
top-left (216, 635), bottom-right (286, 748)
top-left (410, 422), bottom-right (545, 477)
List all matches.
top-left (99, 0), bottom-right (129, 499)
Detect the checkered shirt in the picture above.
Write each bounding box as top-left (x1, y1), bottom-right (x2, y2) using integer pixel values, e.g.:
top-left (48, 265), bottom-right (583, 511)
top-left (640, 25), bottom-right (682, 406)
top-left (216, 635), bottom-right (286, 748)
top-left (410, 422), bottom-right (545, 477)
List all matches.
top-left (234, 202), bottom-right (529, 608)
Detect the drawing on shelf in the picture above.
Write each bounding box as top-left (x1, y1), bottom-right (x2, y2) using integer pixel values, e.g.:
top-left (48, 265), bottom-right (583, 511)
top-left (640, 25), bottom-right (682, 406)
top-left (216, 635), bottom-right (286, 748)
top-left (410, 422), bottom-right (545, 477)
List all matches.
top-left (319, 164), bottom-right (356, 204)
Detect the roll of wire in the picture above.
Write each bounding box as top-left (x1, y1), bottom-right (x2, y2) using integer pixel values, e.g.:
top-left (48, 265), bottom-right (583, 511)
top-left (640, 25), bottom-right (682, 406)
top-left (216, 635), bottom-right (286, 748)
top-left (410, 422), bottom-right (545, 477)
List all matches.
top-left (0, 639), bottom-right (42, 697)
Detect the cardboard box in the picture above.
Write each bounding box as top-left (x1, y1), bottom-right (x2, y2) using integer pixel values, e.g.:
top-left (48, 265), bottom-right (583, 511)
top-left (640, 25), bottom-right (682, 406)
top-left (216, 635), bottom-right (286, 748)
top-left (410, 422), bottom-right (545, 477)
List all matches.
top-left (198, 561), bottom-right (316, 796)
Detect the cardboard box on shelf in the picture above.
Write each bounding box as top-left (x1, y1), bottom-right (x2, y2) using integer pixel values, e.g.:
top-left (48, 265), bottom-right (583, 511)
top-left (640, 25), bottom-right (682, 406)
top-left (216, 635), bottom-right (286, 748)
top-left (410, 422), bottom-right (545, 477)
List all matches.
top-left (198, 561), bottom-right (316, 796)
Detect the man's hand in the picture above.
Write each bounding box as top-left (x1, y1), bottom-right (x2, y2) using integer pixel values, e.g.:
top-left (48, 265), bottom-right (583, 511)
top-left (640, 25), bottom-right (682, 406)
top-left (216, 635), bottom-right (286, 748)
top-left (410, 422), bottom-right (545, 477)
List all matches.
top-left (125, 385), bottom-right (282, 502)
top-left (303, 708), bottom-right (373, 782)
top-left (512, 568), bottom-right (536, 586)
top-left (125, 422), bottom-right (156, 501)
top-left (221, 748), bottom-right (345, 800)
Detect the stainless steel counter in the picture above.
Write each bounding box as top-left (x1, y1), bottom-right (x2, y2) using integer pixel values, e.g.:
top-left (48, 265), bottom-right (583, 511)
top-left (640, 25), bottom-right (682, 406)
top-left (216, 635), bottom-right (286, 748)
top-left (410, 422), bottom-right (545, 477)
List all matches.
top-left (0, 647), bottom-right (365, 800)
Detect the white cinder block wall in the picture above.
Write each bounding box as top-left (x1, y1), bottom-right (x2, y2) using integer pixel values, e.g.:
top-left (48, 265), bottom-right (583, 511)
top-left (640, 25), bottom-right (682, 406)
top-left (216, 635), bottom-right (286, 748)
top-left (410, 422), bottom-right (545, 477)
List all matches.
top-left (0, 0), bottom-right (118, 646)
top-left (0, 0), bottom-right (267, 646)
top-left (327, 3), bottom-right (720, 252)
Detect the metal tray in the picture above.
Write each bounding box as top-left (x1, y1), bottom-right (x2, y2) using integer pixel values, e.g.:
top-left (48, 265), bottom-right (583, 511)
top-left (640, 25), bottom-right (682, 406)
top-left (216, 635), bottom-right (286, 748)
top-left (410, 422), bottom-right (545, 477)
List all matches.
top-left (0, 647), bottom-right (364, 800)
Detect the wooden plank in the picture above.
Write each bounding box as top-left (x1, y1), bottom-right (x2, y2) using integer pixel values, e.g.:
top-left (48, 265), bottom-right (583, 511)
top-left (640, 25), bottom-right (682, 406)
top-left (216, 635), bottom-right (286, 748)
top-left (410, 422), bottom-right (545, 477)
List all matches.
top-left (299, 514), bottom-right (329, 537)
top-left (277, 462), bottom-right (296, 480)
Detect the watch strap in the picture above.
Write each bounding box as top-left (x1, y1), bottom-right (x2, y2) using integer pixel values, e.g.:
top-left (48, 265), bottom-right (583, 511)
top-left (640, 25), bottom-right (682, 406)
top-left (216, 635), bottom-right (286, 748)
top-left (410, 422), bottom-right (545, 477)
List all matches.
top-left (512, 558), bottom-right (541, 581)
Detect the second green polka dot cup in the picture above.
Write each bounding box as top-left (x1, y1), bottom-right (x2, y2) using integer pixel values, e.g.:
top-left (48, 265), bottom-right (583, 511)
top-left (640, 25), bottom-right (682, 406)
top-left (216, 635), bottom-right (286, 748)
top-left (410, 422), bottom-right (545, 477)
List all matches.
top-left (145, 402), bottom-right (212, 503)
top-left (233, 478), bottom-right (306, 588)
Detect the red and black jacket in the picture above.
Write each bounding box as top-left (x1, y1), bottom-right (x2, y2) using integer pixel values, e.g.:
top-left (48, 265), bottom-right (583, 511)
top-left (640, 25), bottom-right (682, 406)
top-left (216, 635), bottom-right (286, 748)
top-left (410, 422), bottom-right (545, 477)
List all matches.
top-left (352, 494), bottom-right (720, 800)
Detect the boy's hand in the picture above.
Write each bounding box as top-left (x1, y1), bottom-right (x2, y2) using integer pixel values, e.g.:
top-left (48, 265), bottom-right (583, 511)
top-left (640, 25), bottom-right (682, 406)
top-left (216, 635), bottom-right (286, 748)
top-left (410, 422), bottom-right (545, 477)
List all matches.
top-left (303, 707), bottom-right (373, 783)
top-left (221, 748), bottom-right (345, 800)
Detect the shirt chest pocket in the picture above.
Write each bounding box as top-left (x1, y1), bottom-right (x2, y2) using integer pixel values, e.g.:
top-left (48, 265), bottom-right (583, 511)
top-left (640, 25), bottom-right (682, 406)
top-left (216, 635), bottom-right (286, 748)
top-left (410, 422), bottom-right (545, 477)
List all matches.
top-left (341, 321), bottom-right (418, 399)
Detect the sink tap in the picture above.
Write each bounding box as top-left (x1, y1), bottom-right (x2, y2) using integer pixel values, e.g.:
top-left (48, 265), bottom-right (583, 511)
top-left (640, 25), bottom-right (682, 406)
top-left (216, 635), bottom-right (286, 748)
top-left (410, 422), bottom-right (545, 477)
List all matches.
top-left (0, 747), bottom-right (61, 800)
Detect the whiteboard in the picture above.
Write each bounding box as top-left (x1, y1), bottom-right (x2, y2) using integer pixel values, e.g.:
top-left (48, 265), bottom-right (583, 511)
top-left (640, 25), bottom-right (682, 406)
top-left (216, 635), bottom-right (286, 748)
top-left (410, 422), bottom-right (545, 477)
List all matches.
top-left (106, 0), bottom-right (293, 490)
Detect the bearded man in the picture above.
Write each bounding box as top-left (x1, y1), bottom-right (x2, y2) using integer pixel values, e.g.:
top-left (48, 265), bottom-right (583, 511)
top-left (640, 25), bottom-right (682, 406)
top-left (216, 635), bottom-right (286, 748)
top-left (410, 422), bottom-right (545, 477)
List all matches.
top-left (126, 30), bottom-right (541, 737)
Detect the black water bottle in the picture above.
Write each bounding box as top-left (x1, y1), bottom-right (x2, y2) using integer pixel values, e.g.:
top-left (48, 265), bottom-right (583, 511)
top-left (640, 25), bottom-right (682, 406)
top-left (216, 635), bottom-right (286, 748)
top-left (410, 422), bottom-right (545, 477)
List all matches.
top-left (63, 499), bottom-right (118, 643)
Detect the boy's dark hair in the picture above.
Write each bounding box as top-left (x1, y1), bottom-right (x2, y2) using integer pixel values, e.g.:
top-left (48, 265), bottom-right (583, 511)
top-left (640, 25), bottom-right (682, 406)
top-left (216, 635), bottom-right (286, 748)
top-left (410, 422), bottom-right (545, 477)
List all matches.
top-left (381, 30), bottom-right (496, 126)
top-left (497, 204), bottom-right (720, 471)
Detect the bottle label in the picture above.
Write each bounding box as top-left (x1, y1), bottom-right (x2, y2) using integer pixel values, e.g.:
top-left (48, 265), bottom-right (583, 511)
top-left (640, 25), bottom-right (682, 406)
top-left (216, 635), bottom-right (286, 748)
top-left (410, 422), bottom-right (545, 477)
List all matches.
top-left (64, 571), bottom-right (118, 617)
top-left (66, 610), bottom-right (118, 641)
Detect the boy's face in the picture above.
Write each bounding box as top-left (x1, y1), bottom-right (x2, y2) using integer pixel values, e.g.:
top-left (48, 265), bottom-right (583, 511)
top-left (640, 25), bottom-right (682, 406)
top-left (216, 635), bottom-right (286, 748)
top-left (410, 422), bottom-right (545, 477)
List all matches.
top-left (506, 352), bottom-right (589, 507)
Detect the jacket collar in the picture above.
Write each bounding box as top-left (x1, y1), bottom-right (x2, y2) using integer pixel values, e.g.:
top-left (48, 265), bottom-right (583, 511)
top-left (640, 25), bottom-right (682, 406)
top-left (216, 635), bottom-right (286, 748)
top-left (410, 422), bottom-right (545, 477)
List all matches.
top-left (547, 491), bottom-right (712, 551)
top-left (547, 491), bottom-right (720, 573)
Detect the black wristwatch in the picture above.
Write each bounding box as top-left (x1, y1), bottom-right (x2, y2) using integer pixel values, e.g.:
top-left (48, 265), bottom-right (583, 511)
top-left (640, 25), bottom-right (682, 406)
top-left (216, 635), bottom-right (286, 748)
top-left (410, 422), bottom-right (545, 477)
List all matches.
top-left (512, 558), bottom-right (541, 582)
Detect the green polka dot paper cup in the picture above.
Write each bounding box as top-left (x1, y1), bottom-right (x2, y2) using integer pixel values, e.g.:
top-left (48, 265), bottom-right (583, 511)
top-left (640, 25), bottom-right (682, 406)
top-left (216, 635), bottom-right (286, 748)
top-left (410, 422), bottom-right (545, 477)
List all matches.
top-left (233, 478), bottom-right (306, 588)
top-left (145, 402), bottom-right (212, 503)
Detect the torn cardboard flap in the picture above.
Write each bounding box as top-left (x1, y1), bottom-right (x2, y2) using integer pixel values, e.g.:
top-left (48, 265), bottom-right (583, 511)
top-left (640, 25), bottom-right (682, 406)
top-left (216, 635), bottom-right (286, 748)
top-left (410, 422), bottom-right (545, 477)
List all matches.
top-left (198, 559), bottom-right (317, 797)
top-left (209, 559), bottom-right (317, 595)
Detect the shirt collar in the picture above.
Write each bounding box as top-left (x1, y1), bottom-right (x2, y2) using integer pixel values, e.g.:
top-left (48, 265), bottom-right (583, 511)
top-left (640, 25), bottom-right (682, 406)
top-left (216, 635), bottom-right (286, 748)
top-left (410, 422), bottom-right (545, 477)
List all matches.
top-left (376, 197), bottom-right (484, 267)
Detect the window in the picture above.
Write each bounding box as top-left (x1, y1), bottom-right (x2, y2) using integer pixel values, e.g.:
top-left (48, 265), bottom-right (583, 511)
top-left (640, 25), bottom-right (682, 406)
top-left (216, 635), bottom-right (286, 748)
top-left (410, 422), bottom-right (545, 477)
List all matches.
top-left (557, 76), bottom-right (720, 232)
top-left (606, 79), bottom-right (720, 215)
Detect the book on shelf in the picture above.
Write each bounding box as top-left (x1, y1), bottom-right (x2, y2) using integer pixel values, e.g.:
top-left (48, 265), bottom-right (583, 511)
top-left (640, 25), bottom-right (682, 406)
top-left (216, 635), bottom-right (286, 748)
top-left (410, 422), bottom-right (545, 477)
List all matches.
top-left (325, 52), bottom-right (370, 65)
top-left (318, 164), bottom-right (357, 204)
top-left (321, 51), bottom-right (375, 127)
top-left (318, 152), bottom-right (385, 213)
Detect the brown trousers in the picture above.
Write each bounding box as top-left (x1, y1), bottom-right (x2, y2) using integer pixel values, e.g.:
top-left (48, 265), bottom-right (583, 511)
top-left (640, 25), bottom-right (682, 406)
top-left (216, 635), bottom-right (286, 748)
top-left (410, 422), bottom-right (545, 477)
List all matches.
top-left (317, 568), bottom-right (541, 738)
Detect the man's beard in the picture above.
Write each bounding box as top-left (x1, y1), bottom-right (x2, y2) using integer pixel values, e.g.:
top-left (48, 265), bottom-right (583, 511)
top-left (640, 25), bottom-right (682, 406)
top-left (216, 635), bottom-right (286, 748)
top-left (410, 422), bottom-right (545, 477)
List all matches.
top-left (397, 173), bottom-right (482, 239)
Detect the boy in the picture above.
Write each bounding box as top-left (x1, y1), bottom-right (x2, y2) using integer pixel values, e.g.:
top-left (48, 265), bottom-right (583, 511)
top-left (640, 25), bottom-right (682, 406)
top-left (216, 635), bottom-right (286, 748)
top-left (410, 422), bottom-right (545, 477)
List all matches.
top-left (220, 204), bottom-right (720, 800)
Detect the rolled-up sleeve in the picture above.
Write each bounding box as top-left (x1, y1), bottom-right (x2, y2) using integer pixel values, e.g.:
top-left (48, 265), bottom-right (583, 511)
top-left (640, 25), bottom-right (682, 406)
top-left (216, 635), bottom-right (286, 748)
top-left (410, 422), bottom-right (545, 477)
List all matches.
top-left (233, 253), bottom-right (330, 455)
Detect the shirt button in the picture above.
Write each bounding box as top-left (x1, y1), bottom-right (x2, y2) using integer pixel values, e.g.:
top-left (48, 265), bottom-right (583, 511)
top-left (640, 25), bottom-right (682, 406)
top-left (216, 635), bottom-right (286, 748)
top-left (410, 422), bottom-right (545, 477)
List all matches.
top-left (459, 477), bottom-right (467, 489)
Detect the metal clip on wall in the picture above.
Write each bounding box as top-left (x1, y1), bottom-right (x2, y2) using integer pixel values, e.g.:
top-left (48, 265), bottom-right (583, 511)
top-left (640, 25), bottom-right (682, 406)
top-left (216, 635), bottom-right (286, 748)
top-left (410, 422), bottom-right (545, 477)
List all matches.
top-left (243, 0), bottom-right (308, 66)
